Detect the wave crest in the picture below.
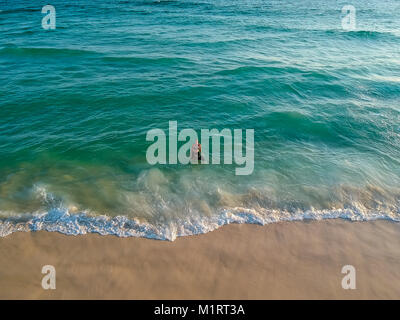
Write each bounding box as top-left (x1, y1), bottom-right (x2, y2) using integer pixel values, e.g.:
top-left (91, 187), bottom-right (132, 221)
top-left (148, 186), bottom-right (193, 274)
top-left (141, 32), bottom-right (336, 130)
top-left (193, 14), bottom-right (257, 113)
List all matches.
top-left (1, 204), bottom-right (399, 241)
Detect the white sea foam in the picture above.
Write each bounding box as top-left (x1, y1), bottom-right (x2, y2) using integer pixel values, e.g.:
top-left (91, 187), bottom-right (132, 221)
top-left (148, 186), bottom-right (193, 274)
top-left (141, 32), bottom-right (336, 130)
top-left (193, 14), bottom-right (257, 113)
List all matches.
top-left (0, 204), bottom-right (399, 241)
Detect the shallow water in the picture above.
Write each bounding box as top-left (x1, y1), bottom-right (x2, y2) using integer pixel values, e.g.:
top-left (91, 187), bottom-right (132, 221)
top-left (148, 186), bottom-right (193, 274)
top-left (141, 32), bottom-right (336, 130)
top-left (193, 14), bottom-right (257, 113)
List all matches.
top-left (1, 0), bottom-right (400, 240)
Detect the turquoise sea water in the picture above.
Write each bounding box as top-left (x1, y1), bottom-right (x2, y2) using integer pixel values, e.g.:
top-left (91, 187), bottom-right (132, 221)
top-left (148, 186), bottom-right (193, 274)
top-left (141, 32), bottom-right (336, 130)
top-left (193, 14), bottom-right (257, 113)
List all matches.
top-left (0, 0), bottom-right (399, 239)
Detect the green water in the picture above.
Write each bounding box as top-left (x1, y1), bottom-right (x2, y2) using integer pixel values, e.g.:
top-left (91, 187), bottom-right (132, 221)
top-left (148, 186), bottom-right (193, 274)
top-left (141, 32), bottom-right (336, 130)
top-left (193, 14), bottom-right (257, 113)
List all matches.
top-left (0, 0), bottom-right (399, 239)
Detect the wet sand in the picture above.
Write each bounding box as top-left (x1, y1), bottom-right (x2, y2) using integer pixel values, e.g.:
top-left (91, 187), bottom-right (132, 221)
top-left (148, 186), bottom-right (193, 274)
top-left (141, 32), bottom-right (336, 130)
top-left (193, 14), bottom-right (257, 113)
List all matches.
top-left (0, 220), bottom-right (399, 299)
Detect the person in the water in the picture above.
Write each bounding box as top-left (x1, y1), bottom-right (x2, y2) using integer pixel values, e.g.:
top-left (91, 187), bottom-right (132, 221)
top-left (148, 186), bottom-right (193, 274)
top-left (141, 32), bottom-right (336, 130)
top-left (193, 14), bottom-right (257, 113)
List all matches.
top-left (191, 140), bottom-right (204, 163)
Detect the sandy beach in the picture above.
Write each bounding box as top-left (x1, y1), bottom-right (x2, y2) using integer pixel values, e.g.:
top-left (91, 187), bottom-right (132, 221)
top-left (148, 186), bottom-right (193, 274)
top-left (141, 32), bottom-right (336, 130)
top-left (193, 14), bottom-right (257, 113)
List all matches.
top-left (0, 219), bottom-right (399, 299)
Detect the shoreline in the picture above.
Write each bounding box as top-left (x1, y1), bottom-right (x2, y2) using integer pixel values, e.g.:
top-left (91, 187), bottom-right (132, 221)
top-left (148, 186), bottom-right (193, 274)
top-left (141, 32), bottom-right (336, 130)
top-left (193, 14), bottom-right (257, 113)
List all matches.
top-left (0, 219), bottom-right (399, 299)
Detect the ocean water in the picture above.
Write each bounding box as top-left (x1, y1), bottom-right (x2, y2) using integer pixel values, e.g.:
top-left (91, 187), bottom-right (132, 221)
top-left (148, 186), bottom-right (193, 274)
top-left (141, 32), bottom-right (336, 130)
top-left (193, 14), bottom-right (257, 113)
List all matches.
top-left (0, 0), bottom-right (399, 240)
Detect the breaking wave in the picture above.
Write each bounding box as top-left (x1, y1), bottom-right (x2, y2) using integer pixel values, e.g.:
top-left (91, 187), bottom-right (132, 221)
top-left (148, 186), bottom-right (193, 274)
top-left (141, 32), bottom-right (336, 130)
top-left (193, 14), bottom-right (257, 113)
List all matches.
top-left (1, 204), bottom-right (399, 241)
